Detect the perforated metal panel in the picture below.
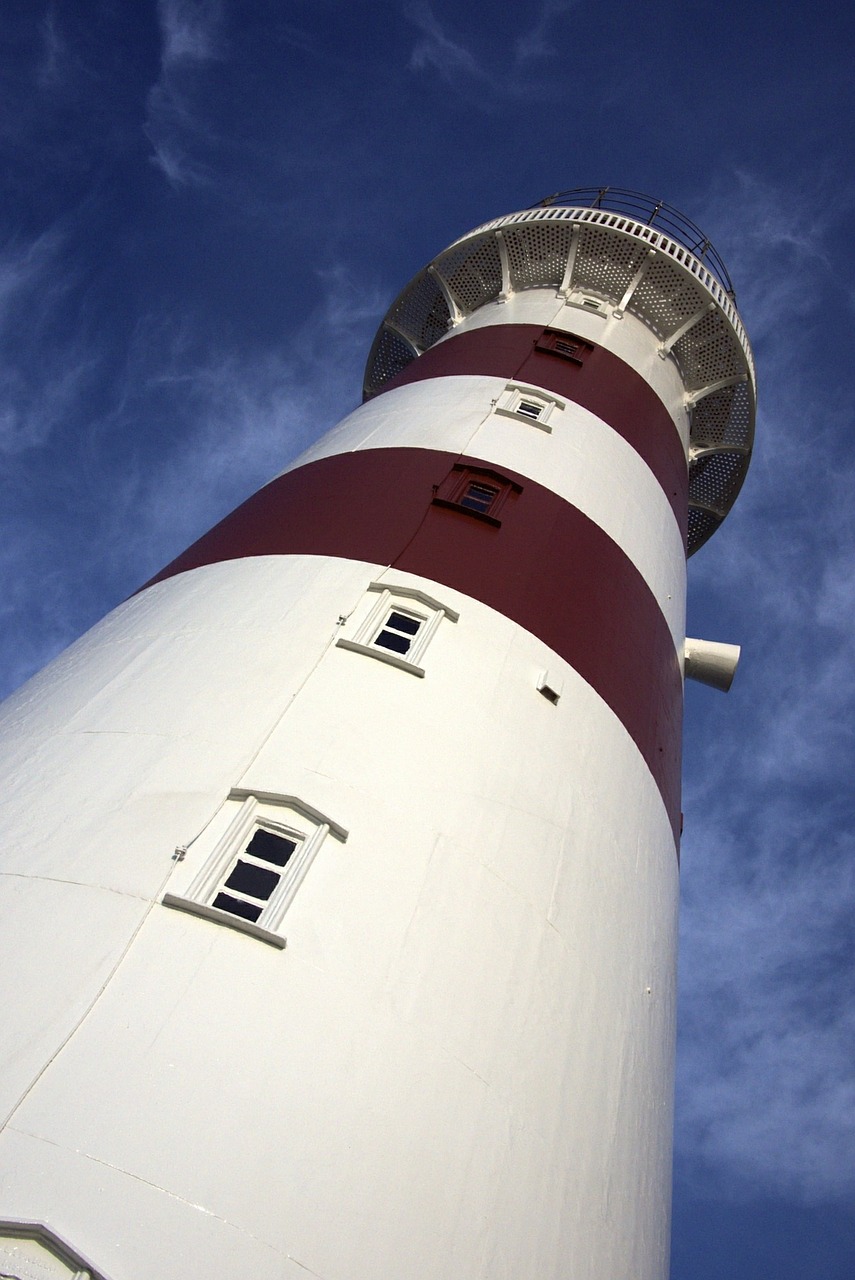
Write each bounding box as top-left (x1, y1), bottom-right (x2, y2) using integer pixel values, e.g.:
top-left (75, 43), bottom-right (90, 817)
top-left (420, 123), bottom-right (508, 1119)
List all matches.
top-left (627, 258), bottom-right (707, 341)
top-left (387, 269), bottom-right (451, 350)
top-left (364, 327), bottom-right (417, 395)
top-left (504, 221), bottom-right (573, 290)
top-left (435, 236), bottom-right (503, 312)
top-left (687, 505), bottom-right (722, 550)
top-left (671, 307), bottom-right (745, 391)
top-left (688, 450), bottom-right (747, 515)
top-left (690, 380), bottom-right (752, 451)
top-left (572, 226), bottom-right (648, 298)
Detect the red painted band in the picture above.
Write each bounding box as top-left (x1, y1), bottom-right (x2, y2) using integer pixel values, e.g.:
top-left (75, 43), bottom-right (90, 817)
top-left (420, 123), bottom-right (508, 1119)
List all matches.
top-left (376, 323), bottom-right (688, 537)
top-left (146, 448), bottom-right (683, 843)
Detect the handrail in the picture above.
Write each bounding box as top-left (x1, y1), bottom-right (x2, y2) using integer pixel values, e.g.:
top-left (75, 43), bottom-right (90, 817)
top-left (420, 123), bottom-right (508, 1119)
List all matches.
top-left (449, 205), bottom-right (755, 388)
top-left (535, 187), bottom-right (735, 296)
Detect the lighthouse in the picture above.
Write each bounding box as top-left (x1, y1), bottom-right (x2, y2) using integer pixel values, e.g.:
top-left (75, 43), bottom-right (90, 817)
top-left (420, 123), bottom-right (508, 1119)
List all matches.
top-left (0, 189), bottom-right (754, 1280)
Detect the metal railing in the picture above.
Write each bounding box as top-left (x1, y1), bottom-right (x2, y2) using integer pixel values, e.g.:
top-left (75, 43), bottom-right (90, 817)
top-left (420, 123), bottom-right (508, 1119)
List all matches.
top-left (535, 187), bottom-right (735, 297)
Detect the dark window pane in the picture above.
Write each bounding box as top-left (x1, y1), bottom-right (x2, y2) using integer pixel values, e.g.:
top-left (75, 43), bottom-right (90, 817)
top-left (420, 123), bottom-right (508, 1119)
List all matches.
top-left (375, 629), bottom-right (412, 654)
top-left (245, 829), bottom-right (297, 867)
top-left (460, 483), bottom-right (499, 513)
top-left (212, 893), bottom-right (263, 922)
top-left (224, 860), bottom-right (280, 900)
top-left (518, 400), bottom-right (542, 418)
top-left (386, 610), bottom-right (420, 635)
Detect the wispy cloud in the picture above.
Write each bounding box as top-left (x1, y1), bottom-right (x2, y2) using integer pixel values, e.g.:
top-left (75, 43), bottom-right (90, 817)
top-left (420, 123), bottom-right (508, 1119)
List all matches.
top-left (675, 170), bottom-right (855, 1202)
top-left (0, 229), bottom-right (95, 455)
top-left (37, 7), bottom-right (66, 89)
top-left (145, 0), bottom-right (225, 187)
top-left (158, 0), bottom-right (223, 66)
top-left (677, 809), bottom-right (855, 1201)
top-left (86, 261), bottom-right (384, 587)
top-left (0, 250), bottom-right (383, 700)
top-left (407, 3), bottom-right (488, 86)
top-left (514, 0), bottom-right (578, 64)
top-left (405, 0), bottom-right (577, 103)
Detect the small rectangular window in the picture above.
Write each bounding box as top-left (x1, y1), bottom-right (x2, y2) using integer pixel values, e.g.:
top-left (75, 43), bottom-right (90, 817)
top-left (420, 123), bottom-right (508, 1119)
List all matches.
top-left (163, 792), bottom-right (347, 947)
top-left (374, 608), bottom-right (423, 654)
top-left (494, 383), bottom-right (563, 431)
top-left (210, 828), bottom-right (299, 923)
top-left (336, 582), bottom-right (459, 677)
top-left (460, 481), bottom-right (500, 513)
top-left (432, 464), bottom-right (522, 526)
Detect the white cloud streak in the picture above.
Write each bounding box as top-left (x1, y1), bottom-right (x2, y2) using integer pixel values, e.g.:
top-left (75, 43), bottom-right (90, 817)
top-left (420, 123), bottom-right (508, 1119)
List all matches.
top-left (37, 7), bottom-right (66, 89)
top-left (0, 252), bottom-right (384, 701)
top-left (84, 261), bottom-right (385, 588)
top-left (145, 0), bottom-right (225, 187)
top-left (158, 0), bottom-right (223, 66)
top-left (0, 229), bottom-right (95, 455)
top-left (675, 170), bottom-right (855, 1202)
top-left (405, 0), bottom-right (577, 102)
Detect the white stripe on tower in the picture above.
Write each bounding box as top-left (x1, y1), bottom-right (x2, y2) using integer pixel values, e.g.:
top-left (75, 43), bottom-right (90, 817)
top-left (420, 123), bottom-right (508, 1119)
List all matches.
top-left (0, 198), bottom-right (755, 1280)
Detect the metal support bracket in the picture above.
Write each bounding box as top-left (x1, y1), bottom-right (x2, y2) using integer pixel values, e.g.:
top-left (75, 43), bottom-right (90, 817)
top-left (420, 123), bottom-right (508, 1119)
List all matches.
top-left (428, 265), bottom-right (464, 323)
top-left (659, 301), bottom-right (715, 357)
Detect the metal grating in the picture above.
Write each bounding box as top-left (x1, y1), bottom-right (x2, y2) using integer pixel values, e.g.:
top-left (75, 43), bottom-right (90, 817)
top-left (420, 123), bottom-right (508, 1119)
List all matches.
top-left (672, 307), bottom-right (746, 391)
top-left (504, 221), bottom-right (573, 290)
top-left (387, 269), bottom-right (451, 350)
top-left (627, 257), bottom-right (707, 340)
top-left (571, 225), bottom-right (649, 298)
top-left (690, 380), bottom-right (752, 451)
top-left (687, 505), bottom-right (722, 552)
top-left (364, 326), bottom-right (417, 395)
top-left (435, 236), bottom-right (503, 312)
top-left (688, 449), bottom-right (747, 515)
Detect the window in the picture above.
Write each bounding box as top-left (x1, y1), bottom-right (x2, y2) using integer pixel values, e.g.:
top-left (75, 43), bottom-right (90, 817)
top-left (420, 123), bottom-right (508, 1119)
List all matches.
top-left (163, 791), bottom-right (347, 948)
top-left (534, 328), bottom-right (595, 365)
top-left (432, 464), bottom-right (522, 527)
top-left (211, 827), bottom-right (299, 923)
top-left (460, 480), bottom-right (499, 513)
top-left (494, 382), bottom-right (564, 432)
top-left (565, 293), bottom-right (608, 317)
top-left (374, 607), bottom-right (423, 656)
top-left (336, 582), bottom-right (459, 677)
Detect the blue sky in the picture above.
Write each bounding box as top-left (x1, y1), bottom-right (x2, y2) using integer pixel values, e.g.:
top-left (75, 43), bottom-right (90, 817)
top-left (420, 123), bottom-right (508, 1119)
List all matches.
top-left (2, 2), bottom-right (854, 1274)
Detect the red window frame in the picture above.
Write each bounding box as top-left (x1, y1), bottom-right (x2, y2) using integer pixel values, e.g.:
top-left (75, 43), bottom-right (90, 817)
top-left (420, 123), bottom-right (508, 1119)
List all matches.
top-left (431, 464), bottom-right (522, 527)
top-left (534, 328), bottom-right (594, 365)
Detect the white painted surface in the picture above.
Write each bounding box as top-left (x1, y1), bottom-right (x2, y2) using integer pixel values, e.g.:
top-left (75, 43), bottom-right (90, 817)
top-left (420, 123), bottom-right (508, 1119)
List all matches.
top-left (0, 553), bottom-right (679, 1280)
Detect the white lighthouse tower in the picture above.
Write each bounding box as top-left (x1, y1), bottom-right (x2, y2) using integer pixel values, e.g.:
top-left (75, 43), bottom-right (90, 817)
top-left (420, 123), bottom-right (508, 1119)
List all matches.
top-left (0, 190), bottom-right (754, 1280)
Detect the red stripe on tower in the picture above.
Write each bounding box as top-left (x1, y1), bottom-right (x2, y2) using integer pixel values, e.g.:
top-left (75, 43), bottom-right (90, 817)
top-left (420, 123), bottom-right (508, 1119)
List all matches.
top-left (374, 323), bottom-right (689, 534)
top-left (145, 447), bottom-right (683, 838)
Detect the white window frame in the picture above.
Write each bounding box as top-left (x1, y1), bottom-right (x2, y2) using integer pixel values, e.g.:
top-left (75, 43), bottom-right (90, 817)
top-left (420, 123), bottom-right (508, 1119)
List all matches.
top-left (0, 1218), bottom-right (111, 1280)
top-left (564, 290), bottom-right (609, 317)
top-left (336, 582), bottom-right (459, 678)
top-left (163, 790), bottom-right (347, 948)
top-left (494, 382), bottom-right (564, 432)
